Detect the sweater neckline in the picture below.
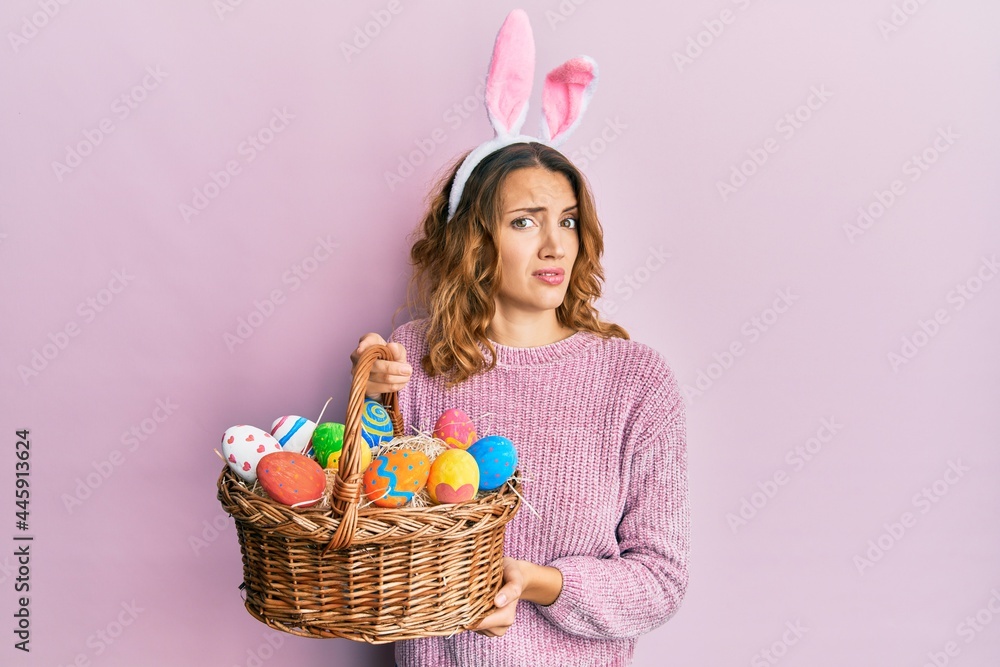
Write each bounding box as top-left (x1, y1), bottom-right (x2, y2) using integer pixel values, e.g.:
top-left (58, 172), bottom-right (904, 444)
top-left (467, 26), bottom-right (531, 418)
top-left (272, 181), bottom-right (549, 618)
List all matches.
top-left (482, 330), bottom-right (598, 367)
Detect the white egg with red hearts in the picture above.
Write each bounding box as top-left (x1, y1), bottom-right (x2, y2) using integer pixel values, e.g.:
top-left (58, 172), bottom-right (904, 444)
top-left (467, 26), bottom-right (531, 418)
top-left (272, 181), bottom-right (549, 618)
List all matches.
top-left (222, 424), bottom-right (282, 483)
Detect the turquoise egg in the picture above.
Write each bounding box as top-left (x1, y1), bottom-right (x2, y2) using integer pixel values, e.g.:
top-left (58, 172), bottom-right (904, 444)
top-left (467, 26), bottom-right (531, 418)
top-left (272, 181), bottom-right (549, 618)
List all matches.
top-left (467, 435), bottom-right (517, 491)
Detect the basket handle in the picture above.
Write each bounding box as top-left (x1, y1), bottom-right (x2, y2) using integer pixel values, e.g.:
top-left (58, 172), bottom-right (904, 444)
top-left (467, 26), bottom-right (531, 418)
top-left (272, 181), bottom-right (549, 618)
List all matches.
top-left (324, 344), bottom-right (404, 554)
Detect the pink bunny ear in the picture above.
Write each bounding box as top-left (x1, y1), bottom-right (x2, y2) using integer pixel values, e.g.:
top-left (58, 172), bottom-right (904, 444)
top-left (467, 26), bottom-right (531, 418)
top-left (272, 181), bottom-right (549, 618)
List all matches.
top-left (484, 9), bottom-right (536, 139)
top-left (540, 56), bottom-right (598, 147)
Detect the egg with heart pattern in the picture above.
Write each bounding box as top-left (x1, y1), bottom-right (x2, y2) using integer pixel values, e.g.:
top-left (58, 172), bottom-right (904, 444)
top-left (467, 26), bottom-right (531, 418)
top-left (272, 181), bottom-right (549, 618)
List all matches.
top-left (222, 424), bottom-right (282, 484)
top-left (427, 449), bottom-right (480, 504)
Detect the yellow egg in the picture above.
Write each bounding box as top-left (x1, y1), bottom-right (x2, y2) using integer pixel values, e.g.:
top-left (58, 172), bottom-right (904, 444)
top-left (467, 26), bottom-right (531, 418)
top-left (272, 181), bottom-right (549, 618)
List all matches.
top-left (427, 449), bottom-right (480, 504)
top-left (327, 441), bottom-right (372, 474)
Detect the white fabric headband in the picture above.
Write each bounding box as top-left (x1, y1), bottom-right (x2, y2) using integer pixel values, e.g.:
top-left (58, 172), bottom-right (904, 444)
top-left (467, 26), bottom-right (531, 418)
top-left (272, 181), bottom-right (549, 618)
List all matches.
top-left (446, 9), bottom-right (599, 222)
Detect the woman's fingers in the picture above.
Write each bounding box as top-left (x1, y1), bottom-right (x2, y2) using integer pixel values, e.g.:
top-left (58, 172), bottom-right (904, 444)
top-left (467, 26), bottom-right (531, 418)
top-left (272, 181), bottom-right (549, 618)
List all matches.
top-left (494, 557), bottom-right (525, 607)
top-left (349, 334), bottom-right (412, 398)
top-left (369, 343), bottom-right (411, 388)
top-left (386, 341), bottom-right (407, 363)
top-left (350, 333), bottom-right (386, 366)
top-left (366, 362), bottom-right (412, 394)
top-left (471, 558), bottom-right (526, 637)
top-left (471, 600), bottom-right (518, 637)
top-left (367, 344), bottom-right (412, 390)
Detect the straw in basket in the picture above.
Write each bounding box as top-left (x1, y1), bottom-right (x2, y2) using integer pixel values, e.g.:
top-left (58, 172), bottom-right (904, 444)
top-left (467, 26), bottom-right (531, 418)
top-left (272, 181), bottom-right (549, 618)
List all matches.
top-left (216, 344), bottom-right (522, 643)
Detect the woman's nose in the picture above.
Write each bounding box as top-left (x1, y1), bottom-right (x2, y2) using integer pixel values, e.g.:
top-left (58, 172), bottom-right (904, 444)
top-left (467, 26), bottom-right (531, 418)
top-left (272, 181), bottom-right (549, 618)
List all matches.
top-left (539, 222), bottom-right (565, 258)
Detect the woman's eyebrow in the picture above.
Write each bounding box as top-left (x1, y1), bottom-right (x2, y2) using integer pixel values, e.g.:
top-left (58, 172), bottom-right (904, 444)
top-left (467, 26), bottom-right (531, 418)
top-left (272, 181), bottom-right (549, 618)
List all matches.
top-left (505, 204), bottom-right (579, 214)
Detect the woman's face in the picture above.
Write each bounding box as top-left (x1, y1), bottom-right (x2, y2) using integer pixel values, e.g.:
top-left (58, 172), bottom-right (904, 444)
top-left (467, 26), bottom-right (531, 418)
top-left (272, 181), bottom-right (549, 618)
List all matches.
top-left (494, 166), bottom-right (580, 320)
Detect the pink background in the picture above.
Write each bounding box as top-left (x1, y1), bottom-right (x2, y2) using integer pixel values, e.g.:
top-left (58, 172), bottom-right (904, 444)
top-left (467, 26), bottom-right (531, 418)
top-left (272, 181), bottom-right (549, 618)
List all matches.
top-left (2, 1), bottom-right (999, 665)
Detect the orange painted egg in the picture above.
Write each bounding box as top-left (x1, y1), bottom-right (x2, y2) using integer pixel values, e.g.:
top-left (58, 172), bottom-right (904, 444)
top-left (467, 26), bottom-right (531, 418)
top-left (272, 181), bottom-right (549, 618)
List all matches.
top-left (256, 452), bottom-right (326, 508)
top-left (427, 449), bottom-right (479, 504)
top-left (433, 408), bottom-right (477, 450)
top-left (362, 449), bottom-right (430, 508)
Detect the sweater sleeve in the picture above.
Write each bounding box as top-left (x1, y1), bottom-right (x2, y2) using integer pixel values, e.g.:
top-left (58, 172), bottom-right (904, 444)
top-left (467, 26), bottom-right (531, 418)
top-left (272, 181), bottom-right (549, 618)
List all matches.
top-left (535, 366), bottom-right (690, 640)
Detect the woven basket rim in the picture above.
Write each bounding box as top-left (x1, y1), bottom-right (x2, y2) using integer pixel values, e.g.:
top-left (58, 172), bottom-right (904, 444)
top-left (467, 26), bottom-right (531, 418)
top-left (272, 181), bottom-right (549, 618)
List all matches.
top-left (217, 463), bottom-right (522, 546)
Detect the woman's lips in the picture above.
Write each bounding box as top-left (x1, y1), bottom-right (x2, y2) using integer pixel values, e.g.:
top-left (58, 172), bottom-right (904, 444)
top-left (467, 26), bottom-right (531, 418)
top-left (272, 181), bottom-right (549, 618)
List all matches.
top-left (532, 268), bottom-right (565, 285)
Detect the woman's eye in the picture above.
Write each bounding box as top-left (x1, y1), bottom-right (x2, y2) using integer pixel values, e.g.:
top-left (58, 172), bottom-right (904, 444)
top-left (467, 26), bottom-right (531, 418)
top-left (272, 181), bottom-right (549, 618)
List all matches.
top-left (562, 217), bottom-right (578, 229)
top-left (511, 217), bottom-right (534, 229)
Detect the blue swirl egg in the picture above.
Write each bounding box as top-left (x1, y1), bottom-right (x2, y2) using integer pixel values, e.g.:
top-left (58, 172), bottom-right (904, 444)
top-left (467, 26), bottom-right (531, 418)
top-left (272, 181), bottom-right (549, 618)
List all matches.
top-left (361, 398), bottom-right (394, 448)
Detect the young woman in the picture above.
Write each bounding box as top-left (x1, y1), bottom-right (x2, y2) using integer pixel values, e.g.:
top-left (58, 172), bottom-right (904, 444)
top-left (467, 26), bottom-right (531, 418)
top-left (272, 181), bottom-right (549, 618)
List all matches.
top-left (351, 141), bottom-right (690, 667)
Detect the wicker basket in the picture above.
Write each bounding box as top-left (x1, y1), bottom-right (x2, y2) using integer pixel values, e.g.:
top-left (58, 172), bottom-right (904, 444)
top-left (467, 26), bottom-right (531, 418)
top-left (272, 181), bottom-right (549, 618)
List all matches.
top-left (216, 344), bottom-right (522, 643)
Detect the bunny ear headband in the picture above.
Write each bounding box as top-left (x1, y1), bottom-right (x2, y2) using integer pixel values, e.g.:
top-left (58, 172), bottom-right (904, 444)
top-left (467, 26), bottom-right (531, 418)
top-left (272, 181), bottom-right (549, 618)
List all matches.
top-left (446, 9), bottom-right (598, 222)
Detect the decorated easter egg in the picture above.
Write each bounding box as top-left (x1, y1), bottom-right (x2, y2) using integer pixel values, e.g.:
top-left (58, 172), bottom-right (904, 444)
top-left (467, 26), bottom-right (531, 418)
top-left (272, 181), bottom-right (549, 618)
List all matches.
top-left (270, 415), bottom-right (317, 455)
top-left (467, 435), bottom-right (518, 491)
top-left (328, 436), bottom-right (372, 474)
top-left (361, 399), bottom-right (395, 448)
top-left (222, 424), bottom-right (282, 484)
top-left (433, 408), bottom-right (477, 450)
top-left (427, 449), bottom-right (480, 504)
top-left (363, 449), bottom-right (430, 508)
top-left (256, 451), bottom-right (327, 508)
top-left (310, 422), bottom-right (345, 467)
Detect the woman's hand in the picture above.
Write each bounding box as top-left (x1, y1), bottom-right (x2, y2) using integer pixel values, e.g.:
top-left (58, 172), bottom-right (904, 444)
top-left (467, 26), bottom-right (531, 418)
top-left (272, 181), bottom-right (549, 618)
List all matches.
top-left (350, 333), bottom-right (412, 399)
top-left (471, 558), bottom-right (564, 637)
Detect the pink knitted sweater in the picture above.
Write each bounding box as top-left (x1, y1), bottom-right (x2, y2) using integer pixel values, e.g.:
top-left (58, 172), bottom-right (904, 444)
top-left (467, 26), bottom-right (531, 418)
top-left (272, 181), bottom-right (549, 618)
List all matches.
top-left (389, 318), bottom-right (690, 667)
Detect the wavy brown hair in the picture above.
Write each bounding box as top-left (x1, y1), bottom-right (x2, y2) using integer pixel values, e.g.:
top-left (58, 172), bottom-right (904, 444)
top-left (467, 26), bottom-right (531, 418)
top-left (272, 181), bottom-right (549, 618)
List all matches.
top-left (396, 141), bottom-right (628, 388)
